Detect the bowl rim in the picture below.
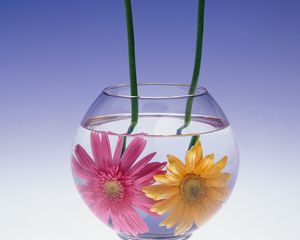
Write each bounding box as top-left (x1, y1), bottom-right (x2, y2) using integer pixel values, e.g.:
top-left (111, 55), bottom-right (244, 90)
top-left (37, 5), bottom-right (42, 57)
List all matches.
top-left (103, 82), bottom-right (208, 99)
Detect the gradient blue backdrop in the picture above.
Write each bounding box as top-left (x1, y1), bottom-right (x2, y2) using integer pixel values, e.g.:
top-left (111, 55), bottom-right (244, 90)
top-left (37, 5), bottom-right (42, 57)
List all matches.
top-left (1, 0), bottom-right (299, 239)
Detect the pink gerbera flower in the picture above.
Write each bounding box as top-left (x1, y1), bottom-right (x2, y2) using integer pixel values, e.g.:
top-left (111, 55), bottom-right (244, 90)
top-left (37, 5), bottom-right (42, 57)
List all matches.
top-left (72, 132), bottom-right (166, 236)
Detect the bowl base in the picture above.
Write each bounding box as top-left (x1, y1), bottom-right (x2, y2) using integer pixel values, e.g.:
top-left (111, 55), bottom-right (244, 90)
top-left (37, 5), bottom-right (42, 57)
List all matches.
top-left (118, 233), bottom-right (192, 240)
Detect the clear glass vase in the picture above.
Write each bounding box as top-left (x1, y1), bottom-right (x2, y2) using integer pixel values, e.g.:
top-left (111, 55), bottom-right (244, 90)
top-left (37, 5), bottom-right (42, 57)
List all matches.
top-left (71, 83), bottom-right (239, 240)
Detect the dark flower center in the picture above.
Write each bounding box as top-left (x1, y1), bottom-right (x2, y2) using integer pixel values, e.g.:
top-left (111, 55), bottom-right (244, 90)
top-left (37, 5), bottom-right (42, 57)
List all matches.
top-left (103, 180), bottom-right (124, 201)
top-left (179, 175), bottom-right (206, 205)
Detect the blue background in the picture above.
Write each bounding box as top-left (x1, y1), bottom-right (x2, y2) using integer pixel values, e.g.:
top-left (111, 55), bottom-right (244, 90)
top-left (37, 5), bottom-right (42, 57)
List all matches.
top-left (1, 0), bottom-right (299, 239)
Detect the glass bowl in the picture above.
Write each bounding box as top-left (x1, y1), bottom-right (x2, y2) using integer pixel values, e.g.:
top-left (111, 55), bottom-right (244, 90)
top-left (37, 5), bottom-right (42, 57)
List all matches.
top-left (71, 83), bottom-right (239, 240)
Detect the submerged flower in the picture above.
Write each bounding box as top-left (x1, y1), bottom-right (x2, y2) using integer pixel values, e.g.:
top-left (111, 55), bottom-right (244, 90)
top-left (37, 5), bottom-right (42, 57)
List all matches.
top-left (143, 140), bottom-right (231, 236)
top-left (72, 132), bottom-right (166, 236)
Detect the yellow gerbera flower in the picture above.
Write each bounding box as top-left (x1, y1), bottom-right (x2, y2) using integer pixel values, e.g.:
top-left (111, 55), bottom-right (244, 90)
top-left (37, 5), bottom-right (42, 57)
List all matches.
top-left (143, 140), bottom-right (232, 236)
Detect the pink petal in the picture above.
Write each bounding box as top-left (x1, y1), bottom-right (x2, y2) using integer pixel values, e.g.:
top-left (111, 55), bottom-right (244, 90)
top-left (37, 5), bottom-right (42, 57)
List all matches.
top-left (120, 137), bottom-right (146, 172)
top-left (78, 183), bottom-right (112, 225)
top-left (79, 191), bottom-right (98, 206)
top-left (111, 204), bottom-right (148, 236)
top-left (77, 185), bottom-right (100, 206)
top-left (71, 156), bottom-right (99, 180)
top-left (138, 170), bottom-right (166, 186)
top-left (72, 157), bottom-right (89, 178)
top-left (100, 132), bottom-right (113, 168)
top-left (113, 136), bottom-right (124, 163)
top-left (76, 183), bottom-right (94, 193)
top-left (90, 132), bottom-right (103, 169)
top-left (75, 145), bottom-right (96, 169)
top-left (92, 198), bottom-right (111, 224)
top-left (126, 152), bottom-right (156, 176)
top-left (133, 191), bottom-right (157, 216)
top-left (124, 206), bottom-right (149, 235)
top-left (134, 162), bottom-right (167, 185)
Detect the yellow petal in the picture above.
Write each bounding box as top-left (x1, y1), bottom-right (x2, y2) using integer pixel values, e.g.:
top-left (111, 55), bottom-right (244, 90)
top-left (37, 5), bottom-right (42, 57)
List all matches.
top-left (205, 173), bottom-right (232, 187)
top-left (165, 169), bottom-right (183, 184)
top-left (185, 148), bottom-right (197, 174)
top-left (194, 203), bottom-right (209, 227)
top-left (174, 204), bottom-right (194, 236)
top-left (208, 156), bottom-right (228, 175)
top-left (206, 187), bottom-right (230, 201)
top-left (151, 195), bottom-right (181, 215)
top-left (194, 154), bottom-right (214, 176)
top-left (167, 155), bottom-right (185, 177)
top-left (194, 140), bottom-right (203, 166)
top-left (154, 174), bottom-right (175, 185)
top-left (201, 196), bottom-right (221, 216)
top-left (142, 184), bottom-right (179, 200)
top-left (166, 172), bottom-right (182, 184)
top-left (160, 201), bottom-right (184, 229)
top-left (175, 217), bottom-right (193, 236)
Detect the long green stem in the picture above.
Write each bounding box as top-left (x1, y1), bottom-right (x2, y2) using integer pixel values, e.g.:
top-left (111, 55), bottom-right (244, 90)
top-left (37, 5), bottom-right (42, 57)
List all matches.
top-left (177, 0), bottom-right (205, 149)
top-left (123, 0), bottom-right (139, 152)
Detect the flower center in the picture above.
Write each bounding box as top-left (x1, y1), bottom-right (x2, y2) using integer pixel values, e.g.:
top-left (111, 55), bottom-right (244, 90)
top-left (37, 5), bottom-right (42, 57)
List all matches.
top-left (103, 180), bottom-right (123, 201)
top-left (179, 175), bottom-right (206, 205)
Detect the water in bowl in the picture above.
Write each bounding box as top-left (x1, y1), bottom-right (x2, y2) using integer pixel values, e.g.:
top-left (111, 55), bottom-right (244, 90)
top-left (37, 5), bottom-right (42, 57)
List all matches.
top-left (72, 114), bottom-right (239, 239)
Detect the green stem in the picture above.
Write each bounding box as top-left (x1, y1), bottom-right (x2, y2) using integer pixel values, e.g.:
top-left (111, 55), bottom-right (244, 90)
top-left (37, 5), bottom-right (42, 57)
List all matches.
top-left (123, 0), bottom-right (139, 153)
top-left (177, 0), bottom-right (205, 149)
top-left (189, 135), bottom-right (200, 149)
